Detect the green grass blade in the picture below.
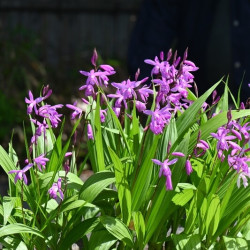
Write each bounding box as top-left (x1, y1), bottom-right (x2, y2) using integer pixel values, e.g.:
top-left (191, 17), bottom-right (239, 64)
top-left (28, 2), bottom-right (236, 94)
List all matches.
top-left (100, 215), bottom-right (133, 247)
top-left (94, 93), bottom-right (105, 171)
top-left (0, 223), bottom-right (44, 239)
top-left (108, 147), bottom-right (131, 225)
top-left (58, 217), bottom-right (100, 250)
top-left (176, 79), bottom-right (222, 140)
top-left (131, 134), bottom-right (160, 211)
top-left (79, 171), bottom-right (115, 202)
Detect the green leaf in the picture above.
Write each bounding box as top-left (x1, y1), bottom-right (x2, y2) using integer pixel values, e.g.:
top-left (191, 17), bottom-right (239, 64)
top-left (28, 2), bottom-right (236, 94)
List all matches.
top-left (100, 216), bottom-right (133, 247)
top-left (171, 234), bottom-right (201, 250)
top-left (188, 110), bottom-right (250, 154)
top-left (94, 93), bottom-right (105, 171)
top-left (106, 102), bottom-right (131, 155)
top-left (206, 194), bottom-right (220, 238)
top-left (39, 171), bottom-right (83, 191)
top-left (58, 217), bottom-right (100, 250)
top-left (89, 230), bottom-right (117, 250)
top-left (214, 185), bottom-right (250, 241)
top-left (220, 175), bottom-right (238, 219)
top-left (0, 224), bottom-right (44, 238)
top-left (108, 147), bottom-right (131, 225)
top-left (0, 146), bottom-right (36, 211)
top-left (131, 102), bottom-right (140, 155)
top-left (176, 80), bottom-right (221, 142)
top-left (172, 189), bottom-right (194, 207)
top-left (0, 236), bottom-right (28, 250)
top-left (145, 134), bottom-right (190, 243)
top-left (60, 199), bottom-right (92, 214)
top-left (79, 171), bottom-right (115, 202)
top-left (3, 196), bottom-right (17, 225)
top-left (222, 236), bottom-right (248, 250)
top-left (131, 134), bottom-right (160, 211)
top-left (221, 77), bottom-right (229, 112)
top-left (177, 183), bottom-right (197, 190)
top-left (132, 211), bottom-right (145, 249)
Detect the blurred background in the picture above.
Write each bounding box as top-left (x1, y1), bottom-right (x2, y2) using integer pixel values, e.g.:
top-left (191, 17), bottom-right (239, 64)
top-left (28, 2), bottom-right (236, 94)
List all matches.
top-left (0, 0), bottom-right (143, 147)
top-left (0, 0), bottom-right (143, 194)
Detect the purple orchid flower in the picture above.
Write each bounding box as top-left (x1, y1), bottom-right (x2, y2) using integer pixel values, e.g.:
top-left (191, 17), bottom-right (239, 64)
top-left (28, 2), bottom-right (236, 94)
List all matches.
top-left (211, 128), bottom-right (236, 151)
top-left (87, 124), bottom-right (94, 140)
top-left (8, 163), bottom-right (33, 185)
top-left (144, 106), bottom-right (172, 134)
top-left (25, 90), bottom-right (44, 115)
top-left (237, 171), bottom-right (250, 188)
top-left (185, 160), bottom-right (193, 175)
top-left (30, 119), bottom-right (49, 145)
top-left (33, 154), bottom-right (49, 172)
top-left (100, 109), bottom-right (107, 123)
top-left (38, 104), bottom-right (63, 128)
top-left (144, 56), bottom-right (166, 75)
top-left (194, 140), bottom-right (209, 157)
top-left (135, 101), bottom-right (147, 112)
top-left (48, 178), bottom-right (64, 200)
top-left (66, 102), bottom-right (83, 120)
top-left (152, 158), bottom-right (178, 190)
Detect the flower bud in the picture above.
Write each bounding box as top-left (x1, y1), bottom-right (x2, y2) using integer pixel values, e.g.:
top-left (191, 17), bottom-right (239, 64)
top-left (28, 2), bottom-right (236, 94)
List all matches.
top-left (185, 160), bottom-right (193, 175)
top-left (227, 109), bottom-right (232, 122)
top-left (91, 48), bottom-right (98, 67)
top-left (87, 124), bottom-right (94, 140)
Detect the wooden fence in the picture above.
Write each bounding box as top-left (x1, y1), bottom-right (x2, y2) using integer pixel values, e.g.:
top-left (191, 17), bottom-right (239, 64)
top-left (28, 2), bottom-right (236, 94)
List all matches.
top-left (0, 0), bottom-right (143, 67)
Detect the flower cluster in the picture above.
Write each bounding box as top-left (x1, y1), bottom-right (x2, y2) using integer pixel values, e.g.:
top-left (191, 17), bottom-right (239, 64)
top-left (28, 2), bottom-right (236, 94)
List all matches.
top-left (78, 49), bottom-right (116, 98)
top-left (67, 49), bottom-right (198, 139)
top-left (143, 49), bottom-right (198, 134)
top-left (211, 115), bottom-right (250, 187)
top-left (8, 87), bottom-right (66, 201)
top-left (8, 154), bottom-right (49, 184)
top-left (26, 86), bottom-right (63, 150)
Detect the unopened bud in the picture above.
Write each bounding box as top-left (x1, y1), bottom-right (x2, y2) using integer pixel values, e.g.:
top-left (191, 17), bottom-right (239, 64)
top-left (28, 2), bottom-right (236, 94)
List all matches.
top-left (43, 85), bottom-right (50, 96)
top-left (185, 160), bottom-right (193, 175)
top-left (183, 47), bottom-right (188, 61)
top-left (227, 109), bottom-right (232, 122)
top-left (193, 82), bottom-right (198, 97)
top-left (167, 49), bottom-right (172, 61)
top-left (135, 68), bottom-right (140, 81)
top-left (167, 141), bottom-right (171, 155)
top-left (91, 48), bottom-right (98, 67)
top-left (160, 51), bottom-right (164, 61)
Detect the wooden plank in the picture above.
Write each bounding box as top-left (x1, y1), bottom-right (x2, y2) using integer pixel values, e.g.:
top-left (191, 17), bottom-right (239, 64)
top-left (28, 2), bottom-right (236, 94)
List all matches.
top-left (0, 0), bottom-right (143, 12)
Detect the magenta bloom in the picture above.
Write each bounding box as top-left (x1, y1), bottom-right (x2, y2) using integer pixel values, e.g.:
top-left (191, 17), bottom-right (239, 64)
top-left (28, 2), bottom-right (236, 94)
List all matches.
top-left (33, 154), bottom-right (49, 171)
top-left (144, 106), bottom-right (172, 134)
top-left (136, 101), bottom-right (146, 112)
top-left (48, 178), bottom-right (64, 200)
top-left (38, 104), bottom-right (63, 128)
top-left (25, 90), bottom-right (43, 115)
top-left (8, 163), bottom-right (33, 185)
top-left (30, 119), bottom-right (48, 145)
top-left (87, 124), bottom-right (94, 140)
top-left (100, 109), bottom-right (107, 123)
top-left (237, 171), bottom-right (250, 188)
top-left (185, 160), bottom-right (193, 175)
top-left (211, 128), bottom-right (236, 151)
top-left (152, 158), bottom-right (178, 190)
top-left (66, 102), bottom-right (83, 120)
top-left (194, 139), bottom-right (209, 157)
top-left (108, 77), bottom-right (149, 109)
top-left (144, 56), bottom-right (166, 75)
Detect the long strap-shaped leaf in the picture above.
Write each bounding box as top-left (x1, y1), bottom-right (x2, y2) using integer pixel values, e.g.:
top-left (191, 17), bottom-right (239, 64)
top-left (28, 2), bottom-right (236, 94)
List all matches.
top-left (108, 147), bottom-right (131, 225)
